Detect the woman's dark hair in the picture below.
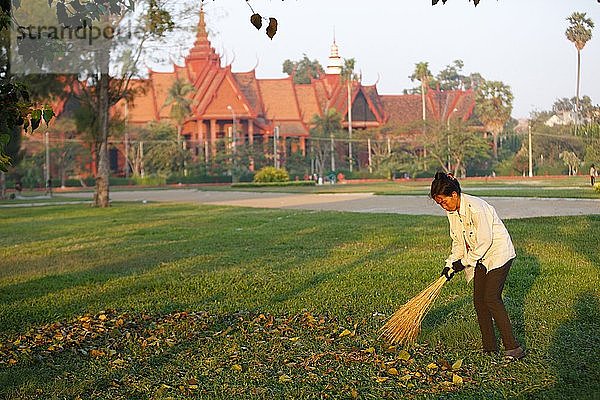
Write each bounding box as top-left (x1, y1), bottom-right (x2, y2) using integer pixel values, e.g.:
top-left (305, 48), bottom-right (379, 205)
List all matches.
top-left (429, 171), bottom-right (461, 198)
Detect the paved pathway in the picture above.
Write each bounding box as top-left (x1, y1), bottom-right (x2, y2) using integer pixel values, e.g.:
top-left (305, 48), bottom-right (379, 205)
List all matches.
top-left (59, 189), bottom-right (600, 219)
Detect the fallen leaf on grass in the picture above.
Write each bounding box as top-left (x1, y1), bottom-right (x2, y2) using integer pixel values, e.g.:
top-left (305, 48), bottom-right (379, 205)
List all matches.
top-left (397, 349), bottom-right (411, 361)
top-left (278, 374), bottom-right (292, 383)
top-left (452, 359), bottom-right (463, 370)
top-left (231, 364), bottom-right (243, 372)
top-left (364, 347), bottom-right (376, 354)
top-left (426, 362), bottom-right (438, 370)
top-left (338, 329), bottom-right (352, 338)
top-left (452, 373), bottom-right (463, 385)
top-left (90, 349), bottom-right (105, 358)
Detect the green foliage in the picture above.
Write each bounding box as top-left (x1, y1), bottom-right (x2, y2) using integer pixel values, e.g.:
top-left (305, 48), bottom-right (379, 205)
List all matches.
top-left (232, 180), bottom-right (315, 188)
top-left (0, 80), bottom-right (55, 171)
top-left (565, 12), bottom-right (594, 51)
top-left (282, 55), bottom-right (324, 84)
top-left (253, 166), bottom-right (289, 183)
top-left (310, 108), bottom-right (343, 177)
top-left (163, 77), bottom-right (194, 127)
top-left (132, 175), bottom-right (166, 186)
top-left (436, 59), bottom-right (465, 91)
top-left (284, 151), bottom-right (310, 180)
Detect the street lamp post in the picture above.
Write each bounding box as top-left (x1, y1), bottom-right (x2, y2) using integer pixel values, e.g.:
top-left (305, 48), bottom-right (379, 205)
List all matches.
top-left (528, 123), bottom-right (533, 177)
top-left (227, 105), bottom-right (238, 183)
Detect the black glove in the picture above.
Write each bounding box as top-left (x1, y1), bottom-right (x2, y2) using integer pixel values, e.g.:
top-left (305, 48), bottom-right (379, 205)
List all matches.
top-left (452, 260), bottom-right (465, 272)
top-left (441, 266), bottom-right (455, 281)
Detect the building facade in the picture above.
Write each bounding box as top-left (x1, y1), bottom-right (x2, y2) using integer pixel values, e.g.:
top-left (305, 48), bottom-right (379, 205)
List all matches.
top-left (116, 8), bottom-right (475, 174)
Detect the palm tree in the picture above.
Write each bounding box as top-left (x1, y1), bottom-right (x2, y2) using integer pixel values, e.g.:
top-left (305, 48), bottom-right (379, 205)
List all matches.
top-left (341, 58), bottom-right (359, 172)
top-left (410, 62), bottom-right (432, 121)
top-left (475, 80), bottom-right (513, 160)
top-left (565, 12), bottom-right (594, 118)
top-left (164, 77), bottom-right (195, 146)
top-left (164, 77), bottom-right (194, 175)
top-left (310, 108), bottom-right (342, 177)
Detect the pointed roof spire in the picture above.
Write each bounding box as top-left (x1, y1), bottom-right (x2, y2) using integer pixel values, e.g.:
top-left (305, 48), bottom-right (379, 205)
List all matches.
top-left (187, 5), bottom-right (220, 63)
top-left (195, 5), bottom-right (208, 42)
top-left (326, 30), bottom-right (342, 75)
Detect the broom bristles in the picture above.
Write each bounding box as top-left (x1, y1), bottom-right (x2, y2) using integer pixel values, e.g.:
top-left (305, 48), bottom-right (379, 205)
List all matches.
top-left (380, 275), bottom-right (447, 346)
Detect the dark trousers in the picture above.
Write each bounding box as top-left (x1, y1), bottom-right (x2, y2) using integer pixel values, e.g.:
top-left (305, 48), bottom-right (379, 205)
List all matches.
top-left (473, 260), bottom-right (519, 352)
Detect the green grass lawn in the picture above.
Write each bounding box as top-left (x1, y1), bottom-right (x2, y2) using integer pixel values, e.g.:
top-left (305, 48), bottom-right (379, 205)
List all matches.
top-left (198, 176), bottom-right (600, 199)
top-left (1, 204), bottom-right (599, 399)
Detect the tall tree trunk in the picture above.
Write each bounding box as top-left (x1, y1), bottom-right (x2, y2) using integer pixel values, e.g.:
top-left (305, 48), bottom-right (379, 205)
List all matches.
top-left (330, 134), bottom-right (335, 172)
top-left (576, 49), bottom-right (581, 120)
top-left (0, 171), bottom-right (5, 200)
top-left (492, 130), bottom-right (499, 160)
top-left (94, 71), bottom-right (110, 207)
top-left (421, 81), bottom-right (426, 121)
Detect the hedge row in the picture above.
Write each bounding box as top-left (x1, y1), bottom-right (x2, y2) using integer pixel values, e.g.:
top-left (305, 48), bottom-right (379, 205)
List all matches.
top-left (231, 181), bottom-right (316, 188)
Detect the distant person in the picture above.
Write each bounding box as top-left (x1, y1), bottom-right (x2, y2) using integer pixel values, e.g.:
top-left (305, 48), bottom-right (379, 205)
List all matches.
top-left (15, 180), bottom-right (22, 198)
top-left (430, 171), bottom-right (525, 360)
top-left (46, 178), bottom-right (52, 196)
top-left (590, 164), bottom-right (597, 186)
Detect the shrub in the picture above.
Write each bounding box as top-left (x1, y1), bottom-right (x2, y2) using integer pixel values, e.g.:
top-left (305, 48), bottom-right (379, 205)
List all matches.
top-left (253, 167), bottom-right (289, 183)
top-left (132, 175), bottom-right (166, 186)
top-left (594, 183), bottom-right (600, 193)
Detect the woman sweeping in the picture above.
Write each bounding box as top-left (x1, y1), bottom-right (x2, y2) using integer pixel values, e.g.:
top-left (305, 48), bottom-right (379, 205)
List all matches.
top-left (430, 172), bottom-right (525, 360)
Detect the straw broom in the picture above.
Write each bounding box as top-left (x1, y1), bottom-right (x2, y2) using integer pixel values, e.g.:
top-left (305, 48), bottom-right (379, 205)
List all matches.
top-left (380, 276), bottom-right (447, 346)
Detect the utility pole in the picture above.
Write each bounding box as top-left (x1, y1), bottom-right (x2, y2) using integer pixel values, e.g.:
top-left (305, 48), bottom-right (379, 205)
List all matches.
top-left (367, 138), bottom-right (372, 173)
top-left (528, 124), bottom-right (533, 177)
top-left (274, 125), bottom-right (280, 169)
top-left (330, 133), bottom-right (335, 172)
top-left (227, 105), bottom-right (238, 183)
top-left (347, 80), bottom-right (353, 172)
top-left (124, 132), bottom-right (129, 179)
top-left (45, 131), bottom-right (50, 195)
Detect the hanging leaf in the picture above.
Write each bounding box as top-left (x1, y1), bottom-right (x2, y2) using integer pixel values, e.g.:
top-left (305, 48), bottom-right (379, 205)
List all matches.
top-left (30, 109), bottom-right (42, 131)
top-left (266, 17), bottom-right (277, 39)
top-left (42, 106), bottom-right (55, 126)
top-left (250, 13), bottom-right (262, 30)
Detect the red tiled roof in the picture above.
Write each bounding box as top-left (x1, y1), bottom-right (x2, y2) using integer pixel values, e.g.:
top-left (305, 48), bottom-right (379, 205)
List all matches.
top-left (233, 70), bottom-right (264, 117)
top-left (362, 85), bottom-right (385, 123)
top-left (257, 78), bottom-right (302, 120)
top-left (295, 84), bottom-right (321, 124)
top-left (381, 90), bottom-right (475, 127)
top-left (277, 121), bottom-right (309, 136)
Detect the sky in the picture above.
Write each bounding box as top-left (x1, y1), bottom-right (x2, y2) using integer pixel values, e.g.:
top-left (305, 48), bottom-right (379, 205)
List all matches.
top-left (153, 0), bottom-right (600, 120)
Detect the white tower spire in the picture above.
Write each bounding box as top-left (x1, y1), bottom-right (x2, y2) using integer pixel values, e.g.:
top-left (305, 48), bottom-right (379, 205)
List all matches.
top-left (326, 30), bottom-right (342, 75)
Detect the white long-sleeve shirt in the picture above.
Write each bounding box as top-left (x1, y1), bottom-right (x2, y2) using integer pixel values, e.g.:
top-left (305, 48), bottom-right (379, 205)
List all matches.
top-left (444, 193), bottom-right (516, 283)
